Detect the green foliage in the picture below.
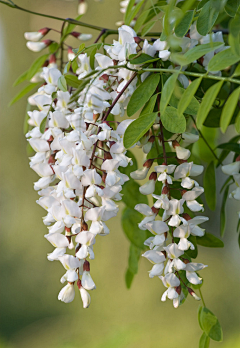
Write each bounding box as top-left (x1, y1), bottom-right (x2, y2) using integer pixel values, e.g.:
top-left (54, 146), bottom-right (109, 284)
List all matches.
top-left (169, 86), bottom-right (200, 116)
top-left (161, 106), bottom-right (186, 133)
top-left (175, 10), bottom-right (194, 37)
top-left (199, 332), bottom-right (210, 348)
top-left (9, 83), bottom-right (39, 106)
top-left (196, 81), bottom-right (223, 129)
top-left (178, 77), bottom-right (202, 116)
top-left (203, 161), bottom-right (216, 210)
top-left (197, 1), bottom-right (219, 35)
top-left (160, 73), bottom-right (179, 115)
top-left (64, 74), bottom-right (81, 88)
top-left (196, 233), bottom-right (224, 248)
top-left (123, 112), bottom-right (158, 148)
top-left (198, 306), bottom-right (223, 342)
top-left (127, 74), bottom-right (160, 116)
top-left (57, 75), bottom-right (67, 92)
top-left (220, 184), bottom-right (230, 237)
top-left (27, 54), bottom-right (49, 80)
top-left (220, 87), bottom-right (240, 133)
top-left (208, 48), bottom-right (240, 72)
top-left (129, 53), bottom-right (159, 65)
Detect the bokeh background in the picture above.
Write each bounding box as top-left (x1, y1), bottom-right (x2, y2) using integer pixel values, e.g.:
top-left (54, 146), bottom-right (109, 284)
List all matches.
top-left (0, 1), bottom-right (240, 347)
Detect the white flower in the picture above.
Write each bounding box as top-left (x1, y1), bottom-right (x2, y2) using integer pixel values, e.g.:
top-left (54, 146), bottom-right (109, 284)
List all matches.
top-left (58, 283), bottom-right (75, 303)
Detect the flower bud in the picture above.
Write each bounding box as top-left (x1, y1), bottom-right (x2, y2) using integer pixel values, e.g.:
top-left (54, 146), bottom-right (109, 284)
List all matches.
top-left (176, 285), bottom-right (181, 295)
top-left (162, 186), bottom-right (169, 195)
top-left (78, 0), bottom-right (88, 15)
top-left (68, 47), bottom-right (75, 61)
top-left (26, 39), bottom-right (52, 52)
top-left (24, 28), bottom-right (50, 42)
top-left (82, 221), bottom-right (88, 231)
top-left (71, 32), bottom-right (92, 41)
top-left (83, 260), bottom-right (90, 272)
top-left (143, 159), bottom-right (154, 168)
top-left (149, 172), bottom-right (157, 181)
top-left (49, 54), bottom-right (56, 65)
top-left (182, 213), bottom-right (191, 221)
top-left (151, 206), bottom-right (159, 215)
top-left (188, 288), bottom-right (201, 301)
top-left (134, 36), bottom-right (143, 44)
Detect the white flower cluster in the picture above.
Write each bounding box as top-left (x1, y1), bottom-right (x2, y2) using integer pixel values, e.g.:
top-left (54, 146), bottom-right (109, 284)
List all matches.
top-left (222, 157), bottom-right (240, 217)
top-left (25, 26), bottom-right (150, 308)
top-left (131, 134), bottom-right (208, 308)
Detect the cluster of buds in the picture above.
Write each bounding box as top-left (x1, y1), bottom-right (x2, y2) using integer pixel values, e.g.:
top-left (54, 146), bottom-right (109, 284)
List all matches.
top-left (131, 131), bottom-right (208, 308)
top-left (222, 155), bottom-right (240, 217)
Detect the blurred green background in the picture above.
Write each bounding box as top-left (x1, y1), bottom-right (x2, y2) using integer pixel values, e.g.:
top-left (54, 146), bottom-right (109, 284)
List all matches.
top-left (0, 1), bottom-right (240, 347)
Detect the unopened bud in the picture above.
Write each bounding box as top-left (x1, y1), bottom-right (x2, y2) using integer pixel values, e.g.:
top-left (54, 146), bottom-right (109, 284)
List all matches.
top-left (149, 172), bottom-right (157, 181)
top-left (182, 258), bottom-right (190, 264)
top-left (93, 113), bottom-right (100, 123)
top-left (83, 260), bottom-right (90, 272)
top-left (78, 0), bottom-right (88, 15)
top-left (143, 159), bottom-right (153, 168)
top-left (102, 171), bottom-right (107, 183)
top-left (77, 279), bottom-right (82, 289)
top-left (182, 213), bottom-right (191, 221)
top-left (49, 54), bottom-right (56, 64)
top-left (24, 28), bottom-right (50, 42)
top-left (151, 206), bottom-right (159, 215)
top-left (148, 135), bottom-right (155, 143)
top-left (162, 186), bottom-right (169, 195)
top-left (82, 221), bottom-right (88, 231)
top-left (26, 39), bottom-right (53, 52)
top-left (68, 47), bottom-right (75, 61)
top-left (176, 285), bottom-right (181, 295)
top-left (236, 155), bottom-right (240, 162)
top-left (188, 288), bottom-right (201, 301)
top-left (104, 151), bottom-right (112, 160)
top-left (48, 155), bottom-right (56, 164)
top-left (99, 74), bottom-right (109, 82)
top-left (134, 36), bottom-right (143, 44)
top-left (172, 140), bottom-right (180, 148)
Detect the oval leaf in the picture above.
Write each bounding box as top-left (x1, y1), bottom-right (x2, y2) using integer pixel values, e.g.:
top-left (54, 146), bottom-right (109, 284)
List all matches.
top-left (27, 54), bottom-right (49, 80)
top-left (178, 77), bottom-right (202, 116)
top-left (57, 76), bottom-right (67, 92)
top-left (161, 106), bottom-right (186, 133)
top-left (196, 232), bottom-right (224, 248)
top-left (127, 74), bottom-right (160, 116)
top-left (200, 307), bottom-right (223, 342)
top-left (123, 112), bottom-right (158, 148)
top-left (208, 48), bottom-right (240, 72)
top-left (197, 2), bottom-right (219, 36)
top-left (196, 81), bottom-right (223, 129)
top-left (160, 73), bottom-right (179, 115)
top-left (220, 87), bottom-right (240, 133)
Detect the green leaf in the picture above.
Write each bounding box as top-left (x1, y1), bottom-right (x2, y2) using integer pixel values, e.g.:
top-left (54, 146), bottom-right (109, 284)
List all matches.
top-left (139, 93), bottom-right (158, 117)
top-left (127, 74), bottom-right (160, 116)
top-left (9, 83), bottom-right (39, 106)
top-left (123, 112), bottom-right (158, 148)
top-left (235, 111), bottom-right (240, 133)
top-left (217, 142), bottom-right (240, 154)
top-left (178, 77), bottom-right (202, 116)
top-left (134, 9), bottom-right (150, 32)
top-left (198, 305), bottom-right (204, 330)
top-left (128, 243), bottom-right (142, 274)
top-left (233, 63), bottom-right (240, 77)
top-left (85, 43), bottom-right (102, 69)
top-left (48, 42), bottom-right (59, 54)
top-left (125, 0), bottom-right (145, 25)
top-left (161, 106), bottom-right (186, 133)
top-left (220, 87), bottom-right (240, 133)
top-left (196, 232), bottom-right (224, 248)
top-left (199, 307), bottom-right (223, 342)
top-left (196, 80), bottom-right (223, 129)
top-left (220, 184), bottom-right (230, 237)
top-left (225, 0), bottom-right (240, 17)
top-left (121, 207), bottom-right (150, 249)
top-left (185, 235), bottom-right (198, 258)
top-left (208, 48), bottom-right (240, 72)
top-left (57, 75), bottom-right (67, 92)
top-left (175, 10), bottom-right (194, 37)
top-left (199, 332), bottom-right (210, 348)
top-left (170, 86), bottom-right (200, 116)
top-left (122, 180), bottom-right (148, 209)
top-left (65, 74), bottom-right (81, 88)
top-left (63, 61), bottom-right (71, 75)
top-left (160, 73), bottom-right (179, 115)
top-left (13, 70), bottom-right (29, 86)
top-left (203, 161), bottom-right (216, 210)
top-left (172, 42), bottom-right (224, 66)
top-left (27, 54), bottom-right (49, 80)
top-left (141, 20), bottom-right (156, 36)
top-left (125, 269), bottom-right (134, 289)
top-left (40, 115), bottom-right (48, 134)
top-left (197, 1), bottom-right (219, 36)
top-left (129, 53), bottom-right (159, 65)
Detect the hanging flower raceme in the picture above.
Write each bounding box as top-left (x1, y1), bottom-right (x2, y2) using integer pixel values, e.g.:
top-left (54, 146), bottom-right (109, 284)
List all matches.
top-left (130, 123), bottom-right (208, 308)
